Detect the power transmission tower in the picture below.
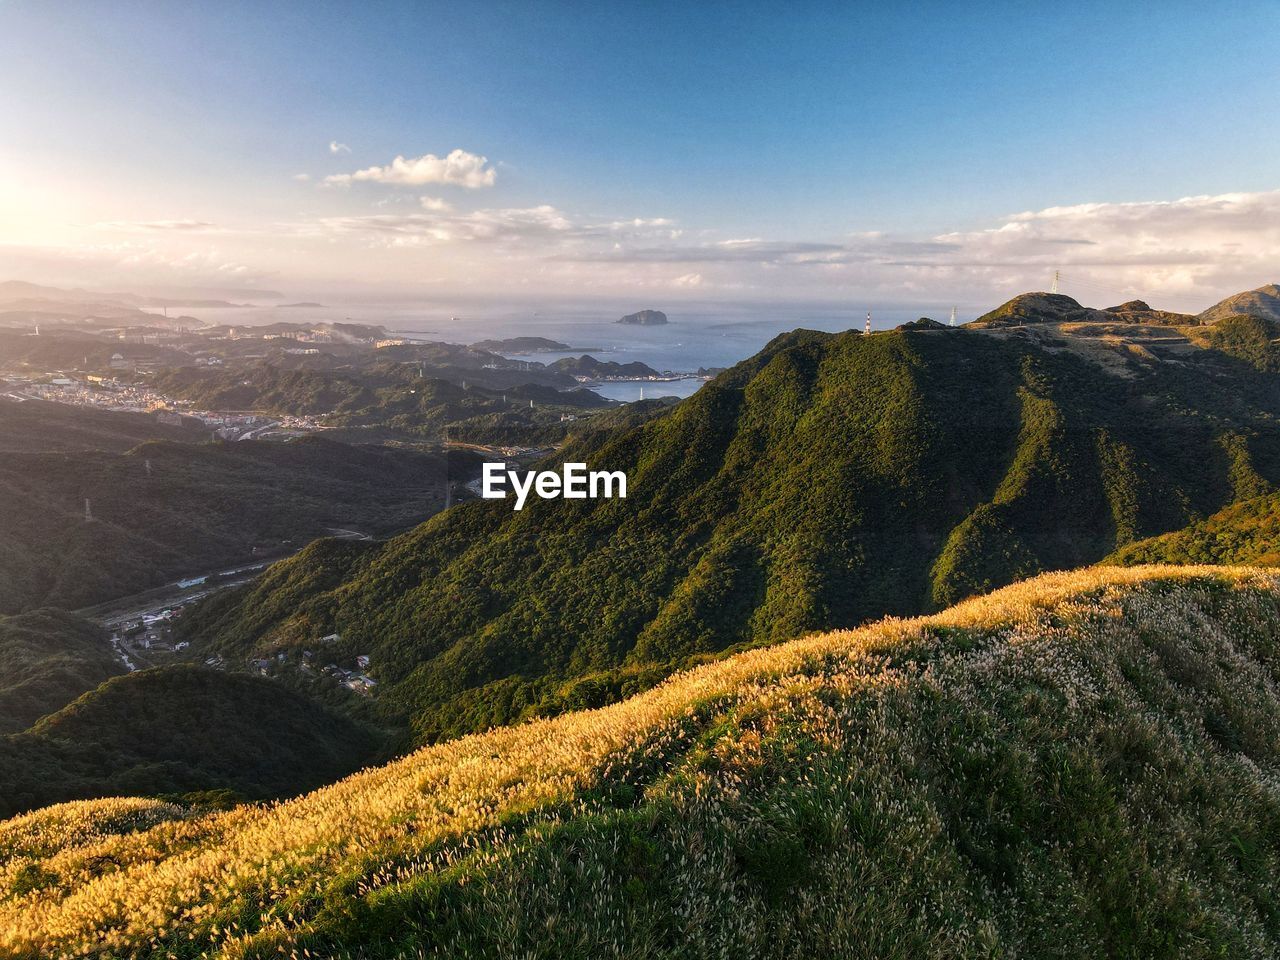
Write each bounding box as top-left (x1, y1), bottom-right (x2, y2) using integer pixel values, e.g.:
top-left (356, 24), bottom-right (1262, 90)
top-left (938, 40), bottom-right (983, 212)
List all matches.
top-left (950, 306), bottom-right (957, 326)
top-left (1051, 270), bottom-right (1061, 294)
top-left (865, 311), bottom-right (872, 335)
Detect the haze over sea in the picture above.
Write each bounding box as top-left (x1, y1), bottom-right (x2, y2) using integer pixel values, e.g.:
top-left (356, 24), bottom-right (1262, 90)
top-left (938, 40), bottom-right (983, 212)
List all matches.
top-left (189, 299), bottom-right (932, 400)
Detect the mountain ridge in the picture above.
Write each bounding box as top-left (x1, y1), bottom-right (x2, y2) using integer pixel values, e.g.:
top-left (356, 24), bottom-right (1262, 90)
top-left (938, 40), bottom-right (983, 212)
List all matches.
top-left (1199, 282), bottom-right (1280, 324)
top-left (177, 320), bottom-right (1280, 742)
top-left (5, 566), bottom-right (1279, 957)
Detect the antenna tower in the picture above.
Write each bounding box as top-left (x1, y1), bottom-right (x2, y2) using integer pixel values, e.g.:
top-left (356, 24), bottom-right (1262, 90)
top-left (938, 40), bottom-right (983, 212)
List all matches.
top-left (865, 311), bottom-right (872, 335)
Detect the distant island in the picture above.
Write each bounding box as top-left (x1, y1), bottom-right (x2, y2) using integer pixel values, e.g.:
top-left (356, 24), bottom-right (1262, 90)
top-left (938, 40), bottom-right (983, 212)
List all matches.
top-left (549, 355), bottom-right (661, 379)
top-left (276, 302), bottom-right (326, 309)
top-left (471, 336), bottom-right (583, 353)
top-left (617, 309), bottom-right (668, 326)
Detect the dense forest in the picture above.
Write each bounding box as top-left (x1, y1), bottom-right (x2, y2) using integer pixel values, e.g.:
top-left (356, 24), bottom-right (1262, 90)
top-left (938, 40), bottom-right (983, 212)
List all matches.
top-left (0, 665), bottom-right (387, 818)
top-left (0, 435), bottom-right (467, 613)
top-left (0, 609), bottom-right (120, 735)
top-left (1109, 489), bottom-right (1280, 566)
top-left (179, 321), bottom-right (1280, 742)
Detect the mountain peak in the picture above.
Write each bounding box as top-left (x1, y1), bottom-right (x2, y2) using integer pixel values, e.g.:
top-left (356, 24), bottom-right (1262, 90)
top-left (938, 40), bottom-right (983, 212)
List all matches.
top-left (1199, 283), bottom-right (1280, 324)
top-left (1106, 299), bottom-right (1151, 312)
top-left (970, 291), bottom-right (1107, 327)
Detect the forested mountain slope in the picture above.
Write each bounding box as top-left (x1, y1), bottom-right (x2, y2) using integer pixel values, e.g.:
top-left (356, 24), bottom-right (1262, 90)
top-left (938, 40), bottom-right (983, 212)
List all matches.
top-left (0, 665), bottom-right (386, 819)
top-left (0, 436), bottom-right (458, 613)
top-left (180, 323), bottom-right (1280, 741)
top-left (5, 567), bottom-right (1280, 958)
top-left (0, 609), bottom-right (120, 735)
top-left (0, 397), bottom-right (207, 453)
top-left (1108, 490), bottom-right (1280, 567)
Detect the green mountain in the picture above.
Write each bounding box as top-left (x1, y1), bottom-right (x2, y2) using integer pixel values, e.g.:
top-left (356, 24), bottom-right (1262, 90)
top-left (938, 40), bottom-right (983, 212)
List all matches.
top-left (971, 291), bottom-right (1112, 326)
top-left (1185, 313), bottom-right (1280, 372)
top-left (0, 665), bottom-right (385, 818)
top-left (0, 435), bottom-right (460, 614)
top-left (150, 363), bottom-right (612, 444)
top-left (6, 568), bottom-right (1280, 958)
top-left (178, 320), bottom-right (1280, 742)
top-left (0, 609), bottom-right (121, 735)
top-left (1108, 490), bottom-right (1280, 567)
top-left (548, 355), bottom-right (662, 378)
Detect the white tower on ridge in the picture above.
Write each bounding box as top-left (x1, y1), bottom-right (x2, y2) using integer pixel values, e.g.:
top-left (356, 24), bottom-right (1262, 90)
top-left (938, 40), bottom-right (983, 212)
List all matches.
top-left (865, 311), bottom-right (872, 335)
top-left (950, 306), bottom-right (957, 327)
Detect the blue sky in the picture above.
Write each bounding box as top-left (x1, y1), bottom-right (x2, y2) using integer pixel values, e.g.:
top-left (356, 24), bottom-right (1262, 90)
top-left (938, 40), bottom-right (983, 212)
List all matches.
top-left (2, 0), bottom-right (1278, 309)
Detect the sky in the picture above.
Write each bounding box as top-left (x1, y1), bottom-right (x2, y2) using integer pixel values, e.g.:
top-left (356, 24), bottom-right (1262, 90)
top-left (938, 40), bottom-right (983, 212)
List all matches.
top-left (1, 0), bottom-right (1278, 313)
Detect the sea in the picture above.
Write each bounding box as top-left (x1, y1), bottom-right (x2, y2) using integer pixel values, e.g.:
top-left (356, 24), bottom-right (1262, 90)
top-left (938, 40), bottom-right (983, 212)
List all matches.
top-left (183, 299), bottom-right (940, 402)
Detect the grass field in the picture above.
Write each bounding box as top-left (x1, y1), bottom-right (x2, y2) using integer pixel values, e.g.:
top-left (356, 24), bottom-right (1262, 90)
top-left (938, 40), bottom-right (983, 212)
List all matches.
top-left (3, 565), bottom-right (1279, 957)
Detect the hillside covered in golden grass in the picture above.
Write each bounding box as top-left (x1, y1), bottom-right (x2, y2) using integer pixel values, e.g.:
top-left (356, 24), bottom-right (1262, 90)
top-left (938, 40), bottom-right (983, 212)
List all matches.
top-left (3, 566), bottom-right (1280, 958)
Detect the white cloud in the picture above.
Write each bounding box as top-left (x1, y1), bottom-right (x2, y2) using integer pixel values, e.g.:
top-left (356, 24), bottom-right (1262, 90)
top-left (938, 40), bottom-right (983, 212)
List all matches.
top-left (312, 203), bottom-right (683, 248)
top-left (329, 140), bottom-right (351, 154)
top-left (920, 189), bottom-right (1280, 303)
top-left (325, 149), bottom-right (497, 189)
top-left (317, 204), bottom-right (574, 244)
top-left (546, 189), bottom-right (1280, 310)
top-left (26, 185), bottom-right (1280, 310)
top-left (93, 219), bottom-right (218, 232)
top-left (293, 173), bottom-right (311, 182)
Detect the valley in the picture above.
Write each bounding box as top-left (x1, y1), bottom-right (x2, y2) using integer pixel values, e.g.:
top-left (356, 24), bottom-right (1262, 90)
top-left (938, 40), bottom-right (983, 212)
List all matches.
top-left (173, 291), bottom-right (1280, 746)
top-left (7, 9), bottom-right (1276, 954)
top-left (5, 282), bottom-right (1280, 954)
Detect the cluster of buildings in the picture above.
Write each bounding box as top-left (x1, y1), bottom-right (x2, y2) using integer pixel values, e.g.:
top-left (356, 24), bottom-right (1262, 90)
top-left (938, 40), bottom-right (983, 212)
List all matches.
top-left (6, 374), bottom-right (325, 438)
top-left (250, 642), bottom-right (378, 696)
top-left (17, 376), bottom-right (175, 413)
top-left (117, 609), bottom-right (190, 654)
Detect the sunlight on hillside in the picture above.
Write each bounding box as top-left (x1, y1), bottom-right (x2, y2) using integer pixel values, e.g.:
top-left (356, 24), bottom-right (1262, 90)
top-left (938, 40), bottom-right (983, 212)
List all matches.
top-left (3, 565), bottom-right (1279, 957)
